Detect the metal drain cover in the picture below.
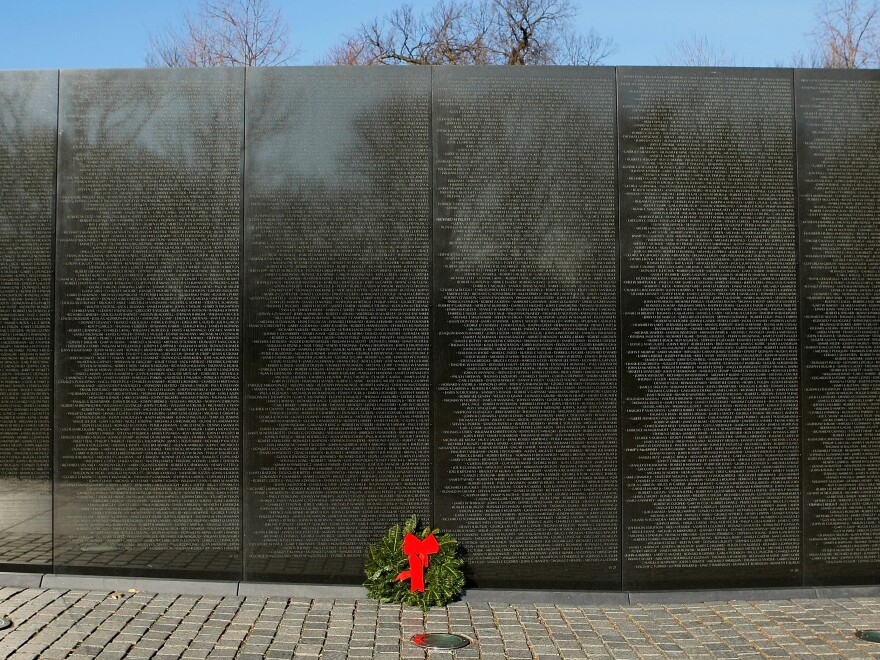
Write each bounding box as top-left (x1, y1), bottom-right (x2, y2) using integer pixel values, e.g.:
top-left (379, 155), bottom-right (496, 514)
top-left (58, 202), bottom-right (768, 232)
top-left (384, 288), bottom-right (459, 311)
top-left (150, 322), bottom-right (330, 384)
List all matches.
top-left (411, 633), bottom-right (470, 649)
top-left (855, 629), bottom-right (880, 643)
top-left (0, 617), bottom-right (12, 631)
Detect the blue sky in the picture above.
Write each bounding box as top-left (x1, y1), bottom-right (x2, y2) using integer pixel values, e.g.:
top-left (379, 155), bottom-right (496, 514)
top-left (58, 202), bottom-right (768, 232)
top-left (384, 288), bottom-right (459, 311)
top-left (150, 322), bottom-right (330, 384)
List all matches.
top-left (0, 0), bottom-right (816, 70)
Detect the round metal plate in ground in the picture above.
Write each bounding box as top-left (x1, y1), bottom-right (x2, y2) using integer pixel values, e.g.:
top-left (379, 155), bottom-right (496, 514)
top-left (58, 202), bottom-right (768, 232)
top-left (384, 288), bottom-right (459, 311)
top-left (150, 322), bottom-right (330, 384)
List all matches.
top-left (411, 633), bottom-right (470, 649)
top-left (0, 617), bottom-right (12, 631)
top-left (855, 629), bottom-right (880, 643)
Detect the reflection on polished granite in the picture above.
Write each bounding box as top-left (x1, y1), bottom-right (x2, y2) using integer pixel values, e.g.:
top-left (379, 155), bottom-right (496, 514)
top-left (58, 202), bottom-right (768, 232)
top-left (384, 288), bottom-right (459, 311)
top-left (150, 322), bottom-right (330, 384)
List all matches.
top-left (54, 480), bottom-right (240, 579)
top-left (0, 479), bottom-right (51, 567)
top-left (0, 479), bottom-right (366, 580)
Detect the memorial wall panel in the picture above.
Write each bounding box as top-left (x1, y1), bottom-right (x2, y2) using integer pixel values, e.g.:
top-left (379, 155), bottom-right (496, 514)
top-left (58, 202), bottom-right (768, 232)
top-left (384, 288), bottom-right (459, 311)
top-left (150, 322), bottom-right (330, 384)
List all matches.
top-left (244, 68), bottom-right (431, 582)
top-left (55, 69), bottom-right (242, 578)
top-left (433, 67), bottom-right (620, 589)
top-left (619, 68), bottom-right (801, 590)
top-left (0, 71), bottom-right (56, 570)
top-left (0, 64), bottom-right (874, 591)
top-left (798, 70), bottom-right (880, 585)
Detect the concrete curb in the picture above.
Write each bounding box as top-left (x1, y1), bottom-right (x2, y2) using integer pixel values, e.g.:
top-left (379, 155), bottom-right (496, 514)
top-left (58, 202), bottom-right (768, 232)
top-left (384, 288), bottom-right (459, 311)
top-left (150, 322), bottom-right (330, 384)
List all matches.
top-left (2, 572), bottom-right (879, 605)
top-left (40, 574), bottom-right (238, 597)
top-left (461, 589), bottom-right (630, 606)
top-left (238, 582), bottom-right (367, 599)
top-left (0, 572), bottom-right (42, 588)
top-left (626, 587), bottom-right (820, 604)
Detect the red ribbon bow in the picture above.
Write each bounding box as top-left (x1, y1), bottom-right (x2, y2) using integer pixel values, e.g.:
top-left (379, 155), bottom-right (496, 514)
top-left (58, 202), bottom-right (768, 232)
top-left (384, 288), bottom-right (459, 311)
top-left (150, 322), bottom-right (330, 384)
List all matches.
top-left (395, 532), bottom-right (440, 592)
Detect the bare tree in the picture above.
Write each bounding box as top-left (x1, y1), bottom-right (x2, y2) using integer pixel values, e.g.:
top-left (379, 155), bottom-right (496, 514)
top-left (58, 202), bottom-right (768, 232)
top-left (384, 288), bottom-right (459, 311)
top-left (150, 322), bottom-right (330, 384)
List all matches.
top-left (324, 0), bottom-right (617, 66)
top-left (494, 0), bottom-right (572, 64)
top-left (559, 28), bottom-right (619, 66)
top-left (799, 0), bottom-right (880, 68)
top-left (324, 1), bottom-right (492, 65)
top-left (787, 49), bottom-right (825, 68)
top-left (662, 34), bottom-right (736, 67)
top-left (146, 0), bottom-right (298, 67)
top-left (324, 37), bottom-right (377, 66)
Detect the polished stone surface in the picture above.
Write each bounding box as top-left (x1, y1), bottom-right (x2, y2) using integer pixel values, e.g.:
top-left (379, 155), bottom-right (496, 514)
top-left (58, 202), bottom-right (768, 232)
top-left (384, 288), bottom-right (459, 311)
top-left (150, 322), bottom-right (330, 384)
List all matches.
top-left (432, 66), bottom-right (620, 589)
top-left (1, 66), bottom-right (880, 593)
top-left (55, 68), bottom-right (243, 579)
top-left (797, 69), bottom-right (880, 586)
top-left (619, 67), bottom-right (800, 590)
top-left (0, 70), bottom-right (56, 571)
top-left (243, 67), bottom-right (431, 582)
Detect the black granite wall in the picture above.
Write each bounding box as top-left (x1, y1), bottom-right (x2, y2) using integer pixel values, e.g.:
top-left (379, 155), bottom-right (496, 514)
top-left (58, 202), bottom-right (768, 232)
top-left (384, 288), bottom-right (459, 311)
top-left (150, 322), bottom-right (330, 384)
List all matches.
top-left (432, 67), bottom-right (619, 589)
top-left (243, 67), bottom-right (431, 582)
top-left (0, 70), bottom-right (56, 571)
top-left (0, 66), bottom-right (877, 590)
top-left (55, 69), bottom-right (242, 578)
top-left (797, 70), bottom-right (880, 586)
top-left (619, 68), bottom-right (800, 590)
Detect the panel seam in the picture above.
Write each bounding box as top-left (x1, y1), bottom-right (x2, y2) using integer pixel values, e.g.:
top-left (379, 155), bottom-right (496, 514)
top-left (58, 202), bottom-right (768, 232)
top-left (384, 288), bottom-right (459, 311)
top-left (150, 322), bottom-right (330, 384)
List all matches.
top-left (51, 69), bottom-right (62, 574)
top-left (239, 66), bottom-right (247, 582)
top-left (614, 66), bottom-right (625, 591)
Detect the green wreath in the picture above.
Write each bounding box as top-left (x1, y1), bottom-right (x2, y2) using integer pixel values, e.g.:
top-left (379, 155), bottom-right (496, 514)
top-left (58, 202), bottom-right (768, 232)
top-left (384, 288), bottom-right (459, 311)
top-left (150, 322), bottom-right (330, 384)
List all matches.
top-left (364, 515), bottom-right (465, 611)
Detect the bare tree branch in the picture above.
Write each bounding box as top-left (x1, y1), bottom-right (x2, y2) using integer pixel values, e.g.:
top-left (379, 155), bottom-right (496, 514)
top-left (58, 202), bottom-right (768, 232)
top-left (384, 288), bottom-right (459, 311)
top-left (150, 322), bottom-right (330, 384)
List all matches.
top-left (788, 48), bottom-right (826, 67)
top-left (806, 0), bottom-right (880, 68)
top-left (559, 28), bottom-right (619, 66)
top-left (146, 0), bottom-right (299, 67)
top-left (321, 39), bottom-right (370, 66)
top-left (493, 0), bottom-right (572, 64)
top-left (662, 34), bottom-right (737, 67)
top-left (324, 0), bottom-right (617, 66)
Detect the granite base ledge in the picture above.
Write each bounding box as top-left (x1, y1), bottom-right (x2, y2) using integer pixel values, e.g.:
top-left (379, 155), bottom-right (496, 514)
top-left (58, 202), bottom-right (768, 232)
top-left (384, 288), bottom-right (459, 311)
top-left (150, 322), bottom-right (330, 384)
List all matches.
top-left (0, 573), bottom-right (879, 606)
top-left (626, 587), bottom-right (820, 604)
top-left (238, 581), bottom-right (367, 599)
top-left (462, 588), bottom-right (630, 606)
top-left (40, 574), bottom-right (239, 597)
top-left (0, 572), bottom-right (42, 588)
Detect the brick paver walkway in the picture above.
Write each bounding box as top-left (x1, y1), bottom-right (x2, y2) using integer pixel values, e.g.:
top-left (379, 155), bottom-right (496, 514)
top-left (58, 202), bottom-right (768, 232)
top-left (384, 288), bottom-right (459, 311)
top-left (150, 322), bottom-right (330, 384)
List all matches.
top-left (2, 587), bottom-right (880, 658)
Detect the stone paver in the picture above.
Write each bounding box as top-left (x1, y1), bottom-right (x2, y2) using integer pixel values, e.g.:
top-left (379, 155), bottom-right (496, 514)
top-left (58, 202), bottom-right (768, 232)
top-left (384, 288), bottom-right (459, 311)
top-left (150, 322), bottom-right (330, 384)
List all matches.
top-left (2, 588), bottom-right (880, 658)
